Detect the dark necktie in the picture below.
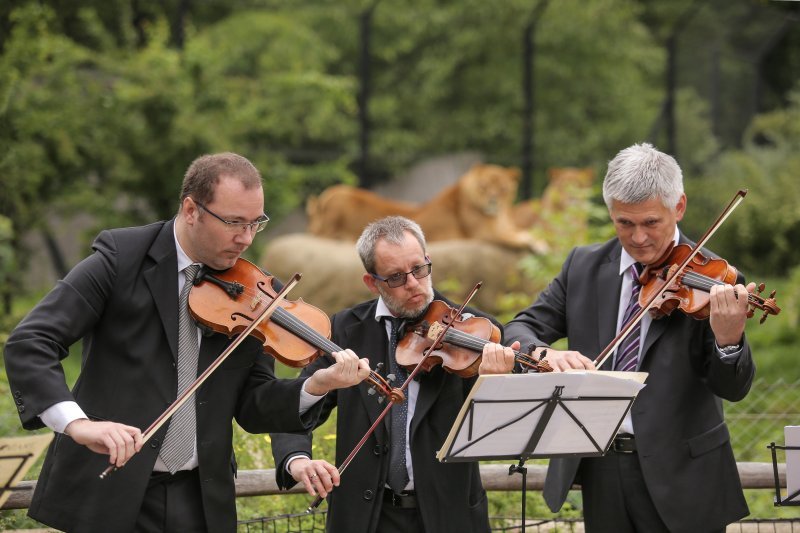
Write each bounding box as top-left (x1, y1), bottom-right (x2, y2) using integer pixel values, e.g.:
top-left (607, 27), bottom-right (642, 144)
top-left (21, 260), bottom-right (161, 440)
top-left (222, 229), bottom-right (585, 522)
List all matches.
top-left (386, 317), bottom-right (410, 494)
top-left (160, 263), bottom-right (200, 473)
top-left (614, 263), bottom-right (643, 372)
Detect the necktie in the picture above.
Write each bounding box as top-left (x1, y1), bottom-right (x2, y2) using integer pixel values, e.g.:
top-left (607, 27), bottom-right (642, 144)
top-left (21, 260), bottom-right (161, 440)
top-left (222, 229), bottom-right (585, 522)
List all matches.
top-left (160, 263), bottom-right (200, 473)
top-left (386, 317), bottom-right (410, 494)
top-left (614, 263), bottom-right (643, 372)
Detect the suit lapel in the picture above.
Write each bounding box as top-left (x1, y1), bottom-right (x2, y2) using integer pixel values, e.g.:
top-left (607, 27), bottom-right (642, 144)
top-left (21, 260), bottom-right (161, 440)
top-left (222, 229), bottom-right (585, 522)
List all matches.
top-left (409, 368), bottom-right (446, 439)
top-left (143, 219), bottom-right (180, 363)
top-left (342, 307), bottom-right (392, 434)
top-left (596, 246), bottom-right (623, 369)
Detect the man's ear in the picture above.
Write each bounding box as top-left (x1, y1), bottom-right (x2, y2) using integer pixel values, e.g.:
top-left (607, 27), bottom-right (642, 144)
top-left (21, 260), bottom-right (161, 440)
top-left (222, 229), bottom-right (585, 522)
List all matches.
top-left (363, 272), bottom-right (380, 295)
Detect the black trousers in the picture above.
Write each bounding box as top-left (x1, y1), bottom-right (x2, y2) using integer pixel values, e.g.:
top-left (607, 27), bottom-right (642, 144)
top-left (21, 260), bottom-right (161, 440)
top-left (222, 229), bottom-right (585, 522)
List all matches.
top-left (135, 469), bottom-right (208, 533)
top-left (578, 451), bottom-right (671, 533)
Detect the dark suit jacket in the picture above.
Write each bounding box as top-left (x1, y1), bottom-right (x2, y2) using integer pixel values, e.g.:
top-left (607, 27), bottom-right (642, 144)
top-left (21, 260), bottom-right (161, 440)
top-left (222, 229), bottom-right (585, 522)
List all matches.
top-left (4, 220), bottom-right (316, 533)
top-left (271, 292), bottom-right (494, 533)
top-left (503, 236), bottom-right (754, 533)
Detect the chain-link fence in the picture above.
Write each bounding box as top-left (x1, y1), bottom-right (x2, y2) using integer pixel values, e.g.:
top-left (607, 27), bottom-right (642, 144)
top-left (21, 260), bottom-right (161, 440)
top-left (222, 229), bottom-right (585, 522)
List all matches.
top-left (726, 377), bottom-right (800, 463)
top-left (237, 512), bottom-right (800, 532)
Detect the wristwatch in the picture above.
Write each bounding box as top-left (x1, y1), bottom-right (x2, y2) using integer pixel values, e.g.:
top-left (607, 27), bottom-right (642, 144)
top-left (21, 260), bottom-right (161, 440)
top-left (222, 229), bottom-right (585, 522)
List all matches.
top-left (718, 343), bottom-right (742, 355)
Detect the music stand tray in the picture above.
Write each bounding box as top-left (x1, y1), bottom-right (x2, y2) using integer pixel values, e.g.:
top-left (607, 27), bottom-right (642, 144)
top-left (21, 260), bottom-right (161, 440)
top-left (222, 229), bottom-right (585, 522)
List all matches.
top-left (0, 433), bottom-right (53, 508)
top-left (437, 371), bottom-right (647, 463)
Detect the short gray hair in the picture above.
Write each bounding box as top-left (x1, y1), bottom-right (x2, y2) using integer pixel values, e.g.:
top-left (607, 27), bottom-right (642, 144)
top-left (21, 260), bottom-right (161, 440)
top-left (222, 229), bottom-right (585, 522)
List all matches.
top-left (602, 143), bottom-right (684, 209)
top-left (356, 216), bottom-right (427, 273)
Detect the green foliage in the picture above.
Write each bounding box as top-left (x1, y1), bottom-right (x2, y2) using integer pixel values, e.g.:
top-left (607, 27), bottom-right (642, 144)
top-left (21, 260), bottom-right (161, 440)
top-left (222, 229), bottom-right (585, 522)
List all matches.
top-left (683, 82), bottom-right (800, 277)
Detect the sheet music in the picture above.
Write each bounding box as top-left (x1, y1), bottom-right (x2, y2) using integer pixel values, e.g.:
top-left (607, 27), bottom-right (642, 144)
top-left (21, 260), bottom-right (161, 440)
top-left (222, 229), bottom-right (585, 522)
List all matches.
top-left (437, 371), bottom-right (646, 462)
top-left (786, 425), bottom-right (800, 503)
top-left (0, 433), bottom-right (53, 508)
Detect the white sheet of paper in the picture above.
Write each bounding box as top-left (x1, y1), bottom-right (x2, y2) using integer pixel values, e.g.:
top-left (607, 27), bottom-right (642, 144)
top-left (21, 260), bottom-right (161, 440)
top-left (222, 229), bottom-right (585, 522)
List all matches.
top-left (786, 425), bottom-right (800, 503)
top-left (0, 433), bottom-right (53, 507)
top-left (437, 371), bottom-right (646, 461)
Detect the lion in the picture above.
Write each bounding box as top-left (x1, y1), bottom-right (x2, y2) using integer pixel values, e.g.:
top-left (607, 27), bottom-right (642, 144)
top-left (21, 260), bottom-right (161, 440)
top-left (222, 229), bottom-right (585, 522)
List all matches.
top-left (306, 163), bottom-right (547, 253)
top-left (511, 166), bottom-right (595, 229)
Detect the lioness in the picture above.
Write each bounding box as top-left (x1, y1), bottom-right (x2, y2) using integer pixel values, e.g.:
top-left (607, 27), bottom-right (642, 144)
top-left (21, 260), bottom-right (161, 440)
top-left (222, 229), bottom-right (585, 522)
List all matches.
top-left (306, 163), bottom-right (546, 252)
top-left (511, 166), bottom-right (595, 229)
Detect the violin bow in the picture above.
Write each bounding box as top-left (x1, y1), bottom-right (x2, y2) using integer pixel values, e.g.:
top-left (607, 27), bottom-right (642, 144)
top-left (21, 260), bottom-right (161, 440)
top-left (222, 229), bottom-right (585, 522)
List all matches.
top-left (307, 282), bottom-right (483, 511)
top-left (99, 273), bottom-right (302, 479)
top-left (594, 189), bottom-right (747, 369)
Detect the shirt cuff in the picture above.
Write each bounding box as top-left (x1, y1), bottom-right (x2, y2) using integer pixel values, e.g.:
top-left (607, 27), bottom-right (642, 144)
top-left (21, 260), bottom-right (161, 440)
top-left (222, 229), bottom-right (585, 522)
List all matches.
top-left (39, 401), bottom-right (88, 434)
top-left (299, 379), bottom-right (326, 415)
top-left (285, 453), bottom-right (311, 473)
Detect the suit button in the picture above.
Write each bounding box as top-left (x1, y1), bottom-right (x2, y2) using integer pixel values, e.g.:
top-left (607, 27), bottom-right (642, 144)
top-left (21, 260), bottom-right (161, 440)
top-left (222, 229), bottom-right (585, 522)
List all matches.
top-left (373, 445), bottom-right (382, 455)
top-left (363, 490), bottom-right (374, 501)
top-left (15, 398), bottom-right (23, 405)
top-left (150, 439), bottom-right (160, 449)
top-left (14, 391), bottom-right (22, 398)
top-left (17, 405), bottom-right (25, 413)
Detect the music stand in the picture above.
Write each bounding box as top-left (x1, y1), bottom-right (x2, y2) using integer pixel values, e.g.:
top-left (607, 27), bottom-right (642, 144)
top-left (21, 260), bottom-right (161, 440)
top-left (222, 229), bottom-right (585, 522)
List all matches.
top-left (0, 433), bottom-right (53, 508)
top-left (437, 371), bottom-right (647, 531)
top-left (768, 425), bottom-right (800, 506)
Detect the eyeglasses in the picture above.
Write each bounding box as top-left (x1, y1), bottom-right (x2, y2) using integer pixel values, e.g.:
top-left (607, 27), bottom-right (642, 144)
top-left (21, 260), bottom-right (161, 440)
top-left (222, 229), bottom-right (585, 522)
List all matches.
top-left (195, 201), bottom-right (270, 234)
top-left (370, 258), bottom-right (432, 288)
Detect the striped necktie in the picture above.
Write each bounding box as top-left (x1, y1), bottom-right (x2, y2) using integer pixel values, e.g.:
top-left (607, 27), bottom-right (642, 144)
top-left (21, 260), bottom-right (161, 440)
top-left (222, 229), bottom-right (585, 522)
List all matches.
top-left (614, 263), bottom-right (643, 372)
top-left (160, 263), bottom-right (200, 473)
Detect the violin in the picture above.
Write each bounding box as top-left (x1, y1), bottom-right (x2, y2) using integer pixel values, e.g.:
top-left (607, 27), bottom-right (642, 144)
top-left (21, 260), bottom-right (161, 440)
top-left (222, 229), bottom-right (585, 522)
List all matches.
top-left (188, 258), bottom-right (403, 402)
top-left (639, 242), bottom-right (781, 323)
top-left (100, 259), bottom-right (402, 479)
top-left (397, 300), bottom-right (550, 376)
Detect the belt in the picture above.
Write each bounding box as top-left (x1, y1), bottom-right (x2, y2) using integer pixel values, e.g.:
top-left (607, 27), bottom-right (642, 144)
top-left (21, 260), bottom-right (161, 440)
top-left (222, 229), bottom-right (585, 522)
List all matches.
top-left (149, 468), bottom-right (198, 487)
top-left (383, 490), bottom-right (417, 509)
top-left (611, 434), bottom-right (637, 454)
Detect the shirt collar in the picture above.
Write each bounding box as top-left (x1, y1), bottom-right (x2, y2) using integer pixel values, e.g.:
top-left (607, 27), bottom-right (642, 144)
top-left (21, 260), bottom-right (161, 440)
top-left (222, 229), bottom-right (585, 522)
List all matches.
top-left (619, 225), bottom-right (680, 275)
top-left (374, 297), bottom-right (396, 322)
top-left (173, 224), bottom-right (197, 273)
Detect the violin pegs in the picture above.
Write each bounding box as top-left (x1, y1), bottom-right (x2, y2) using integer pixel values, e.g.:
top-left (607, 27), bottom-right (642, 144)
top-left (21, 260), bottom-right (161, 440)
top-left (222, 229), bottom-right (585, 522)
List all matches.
top-left (760, 310), bottom-right (769, 324)
top-left (757, 283), bottom-right (766, 294)
top-left (746, 309), bottom-right (754, 319)
top-left (387, 373), bottom-right (397, 384)
top-left (769, 289), bottom-right (776, 299)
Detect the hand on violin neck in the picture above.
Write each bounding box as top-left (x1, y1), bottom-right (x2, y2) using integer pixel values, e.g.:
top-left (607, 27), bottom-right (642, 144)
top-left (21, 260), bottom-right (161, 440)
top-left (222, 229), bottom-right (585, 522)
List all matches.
top-left (709, 282), bottom-right (754, 347)
top-left (479, 341), bottom-right (518, 375)
top-left (540, 349), bottom-right (596, 372)
top-left (304, 349), bottom-right (372, 396)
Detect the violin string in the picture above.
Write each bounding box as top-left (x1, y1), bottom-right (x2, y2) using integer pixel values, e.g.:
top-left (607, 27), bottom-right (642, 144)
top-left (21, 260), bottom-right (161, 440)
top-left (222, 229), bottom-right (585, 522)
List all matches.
top-left (443, 327), bottom-right (537, 366)
top-left (679, 272), bottom-right (762, 304)
top-left (207, 282), bottom-right (386, 388)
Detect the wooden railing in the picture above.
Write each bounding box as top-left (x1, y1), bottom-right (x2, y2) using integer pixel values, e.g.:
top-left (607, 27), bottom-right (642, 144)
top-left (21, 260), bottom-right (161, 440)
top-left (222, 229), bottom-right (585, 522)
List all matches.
top-left (1, 462), bottom-right (785, 510)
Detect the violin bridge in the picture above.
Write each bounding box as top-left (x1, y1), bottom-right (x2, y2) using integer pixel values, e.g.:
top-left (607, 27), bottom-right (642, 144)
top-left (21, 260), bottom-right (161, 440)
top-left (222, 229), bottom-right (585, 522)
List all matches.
top-left (250, 294), bottom-right (266, 311)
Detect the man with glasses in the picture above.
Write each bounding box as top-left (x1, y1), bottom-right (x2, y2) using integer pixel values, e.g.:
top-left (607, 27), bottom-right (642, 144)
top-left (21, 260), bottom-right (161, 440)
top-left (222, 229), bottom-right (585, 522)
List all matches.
top-left (270, 216), bottom-right (518, 533)
top-left (4, 152), bottom-right (370, 532)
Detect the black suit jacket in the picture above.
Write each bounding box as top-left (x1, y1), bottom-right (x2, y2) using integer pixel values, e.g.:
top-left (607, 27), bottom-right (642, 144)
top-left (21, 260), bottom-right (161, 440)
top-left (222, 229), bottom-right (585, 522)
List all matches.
top-left (504, 236), bottom-right (754, 533)
top-left (4, 220), bottom-right (317, 533)
top-left (271, 292), bottom-right (494, 533)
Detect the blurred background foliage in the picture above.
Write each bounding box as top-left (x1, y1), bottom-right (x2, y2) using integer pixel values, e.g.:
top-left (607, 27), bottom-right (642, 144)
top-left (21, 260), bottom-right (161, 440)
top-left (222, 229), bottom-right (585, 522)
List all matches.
top-left (2, 0), bottom-right (797, 297)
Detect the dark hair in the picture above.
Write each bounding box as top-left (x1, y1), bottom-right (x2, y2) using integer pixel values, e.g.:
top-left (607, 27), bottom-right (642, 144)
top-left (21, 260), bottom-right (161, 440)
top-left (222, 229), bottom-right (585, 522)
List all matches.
top-left (178, 152), bottom-right (262, 211)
